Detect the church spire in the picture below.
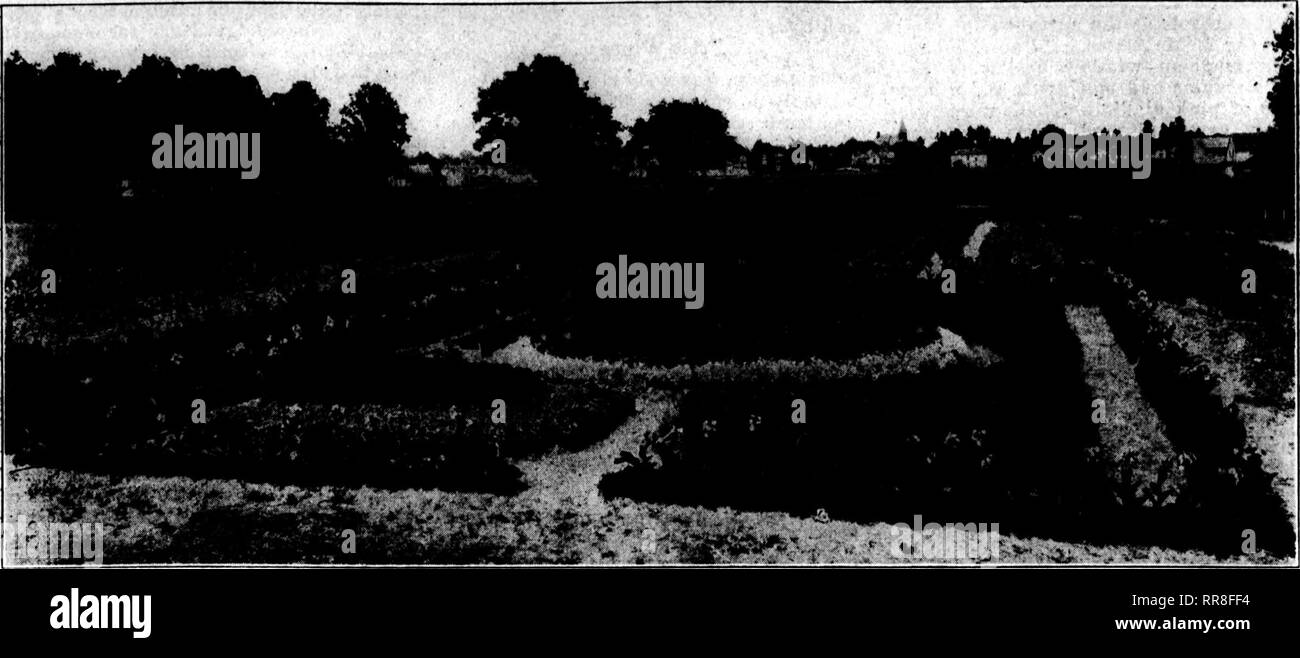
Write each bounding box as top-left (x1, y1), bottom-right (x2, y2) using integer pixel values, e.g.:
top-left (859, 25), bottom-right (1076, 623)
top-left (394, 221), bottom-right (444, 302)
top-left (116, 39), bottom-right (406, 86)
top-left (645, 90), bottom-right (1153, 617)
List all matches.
top-left (898, 120), bottom-right (908, 143)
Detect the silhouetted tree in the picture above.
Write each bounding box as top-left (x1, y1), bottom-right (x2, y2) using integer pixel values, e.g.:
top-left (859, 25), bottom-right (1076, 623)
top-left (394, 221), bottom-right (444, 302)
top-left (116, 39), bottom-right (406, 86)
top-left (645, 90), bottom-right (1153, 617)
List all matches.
top-left (472, 54), bottom-right (622, 183)
top-left (964, 125), bottom-right (993, 148)
top-left (627, 98), bottom-right (741, 177)
top-left (119, 53), bottom-right (184, 187)
top-left (1157, 116), bottom-right (1187, 143)
top-left (268, 81), bottom-right (334, 188)
top-left (118, 54), bottom-right (272, 196)
top-left (338, 82), bottom-right (411, 182)
top-left (1267, 12), bottom-right (1295, 142)
top-left (1265, 11), bottom-right (1296, 235)
top-left (5, 52), bottom-right (124, 214)
top-left (4, 53), bottom-right (47, 215)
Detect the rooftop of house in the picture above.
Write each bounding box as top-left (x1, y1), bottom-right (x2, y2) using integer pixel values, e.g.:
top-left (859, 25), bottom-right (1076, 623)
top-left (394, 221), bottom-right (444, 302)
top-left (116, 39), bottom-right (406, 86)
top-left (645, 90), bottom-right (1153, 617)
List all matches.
top-left (1195, 136), bottom-right (1232, 149)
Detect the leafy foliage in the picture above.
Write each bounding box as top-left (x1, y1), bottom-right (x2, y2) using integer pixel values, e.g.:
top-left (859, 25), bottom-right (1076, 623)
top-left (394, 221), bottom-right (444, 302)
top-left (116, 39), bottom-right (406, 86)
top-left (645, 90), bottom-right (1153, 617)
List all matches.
top-left (338, 82), bottom-right (412, 182)
top-left (472, 54), bottom-right (622, 182)
top-left (1102, 269), bottom-right (1295, 555)
top-left (627, 98), bottom-right (742, 177)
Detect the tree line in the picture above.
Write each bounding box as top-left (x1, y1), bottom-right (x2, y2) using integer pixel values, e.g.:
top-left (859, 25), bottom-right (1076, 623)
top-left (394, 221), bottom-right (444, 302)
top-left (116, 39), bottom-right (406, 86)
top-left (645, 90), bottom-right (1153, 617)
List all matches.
top-left (2, 11), bottom-right (1292, 214)
top-left (4, 51), bottom-right (411, 213)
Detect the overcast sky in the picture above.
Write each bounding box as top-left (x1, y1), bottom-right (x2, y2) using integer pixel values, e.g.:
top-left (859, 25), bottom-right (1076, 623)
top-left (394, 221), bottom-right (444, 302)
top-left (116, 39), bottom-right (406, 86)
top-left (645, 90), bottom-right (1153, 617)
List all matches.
top-left (4, 2), bottom-right (1292, 154)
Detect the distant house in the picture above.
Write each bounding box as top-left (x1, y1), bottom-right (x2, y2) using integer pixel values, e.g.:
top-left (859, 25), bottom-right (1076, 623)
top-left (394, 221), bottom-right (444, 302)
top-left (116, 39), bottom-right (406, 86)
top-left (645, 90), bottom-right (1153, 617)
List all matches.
top-left (950, 148), bottom-right (988, 169)
top-left (441, 161), bottom-right (535, 187)
top-left (1190, 133), bottom-right (1262, 174)
top-left (875, 120), bottom-right (909, 146)
top-left (390, 162), bottom-right (441, 188)
top-left (704, 153), bottom-right (750, 178)
top-left (1192, 136), bottom-right (1234, 165)
top-left (749, 142), bottom-right (787, 175)
top-left (1228, 133), bottom-right (1262, 163)
top-left (848, 144), bottom-right (894, 170)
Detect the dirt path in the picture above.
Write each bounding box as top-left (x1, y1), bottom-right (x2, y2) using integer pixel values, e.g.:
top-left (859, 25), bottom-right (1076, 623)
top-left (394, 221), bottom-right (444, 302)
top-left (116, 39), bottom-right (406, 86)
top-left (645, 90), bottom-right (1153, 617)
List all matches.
top-left (1065, 305), bottom-right (1185, 507)
top-left (480, 327), bottom-right (998, 388)
top-left (503, 396), bottom-right (673, 562)
top-left (1259, 239), bottom-right (1297, 256)
top-left (513, 398), bottom-right (669, 513)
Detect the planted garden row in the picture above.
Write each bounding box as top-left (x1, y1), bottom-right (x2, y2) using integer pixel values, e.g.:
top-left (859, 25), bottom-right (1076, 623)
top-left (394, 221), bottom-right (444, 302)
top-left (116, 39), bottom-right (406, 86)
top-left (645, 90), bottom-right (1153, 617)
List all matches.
top-left (7, 339), bottom-right (633, 493)
top-left (601, 345), bottom-right (1109, 538)
top-left (1101, 268), bottom-right (1295, 556)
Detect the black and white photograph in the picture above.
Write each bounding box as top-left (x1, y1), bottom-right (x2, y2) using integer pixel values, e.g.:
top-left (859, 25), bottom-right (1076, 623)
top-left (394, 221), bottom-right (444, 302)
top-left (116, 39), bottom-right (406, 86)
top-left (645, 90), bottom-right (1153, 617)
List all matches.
top-left (1, 0), bottom-right (1296, 581)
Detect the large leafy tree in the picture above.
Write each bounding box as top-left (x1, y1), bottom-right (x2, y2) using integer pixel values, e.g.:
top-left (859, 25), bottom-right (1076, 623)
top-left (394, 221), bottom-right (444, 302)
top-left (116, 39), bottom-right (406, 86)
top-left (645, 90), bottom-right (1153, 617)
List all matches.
top-left (268, 81), bottom-right (334, 186)
top-left (472, 54), bottom-right (622, 182)
top-left (119, 53), bottom-right (184, 175)
top-left (115, 54), bottom-right (272, 194)
top-left (1267, 12), bottom-right (1294, 143)
top-left (626, 98), bottom-right (741, 177)
top-left (338, 82), bottom-right (411, 177)
top-left (1265, 12), bottom-right (1296, 236)
top-left (5, 52), bottom-right (126, 214)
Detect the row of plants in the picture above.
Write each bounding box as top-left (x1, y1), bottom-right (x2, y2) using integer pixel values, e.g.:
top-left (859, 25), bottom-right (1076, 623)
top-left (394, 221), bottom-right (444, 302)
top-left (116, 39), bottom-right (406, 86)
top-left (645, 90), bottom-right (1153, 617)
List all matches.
top-left (938, 217), bottom-right (1188, 514)
top-left (1101, 267), bottom-right (1295, 556)
top-left (600, 341), bottom-right (1109, 539)
top-left (594, 218), bottom-right (1289, 554)
top-left (6, 337), bottom-right (633, 492)
top-left (601, 365), bottom-right (1003, 517)
top-left (1081, 219), bottom-right (1294, 407)
top-left (5, 255), bottom-right (525, 425)
top-left (527, 247), bottom-right (953, 364)
top-left (5, 243), bottom-right (531, 352)
top-left (929, 221), bottom-right (1291, 553)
